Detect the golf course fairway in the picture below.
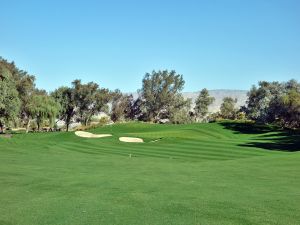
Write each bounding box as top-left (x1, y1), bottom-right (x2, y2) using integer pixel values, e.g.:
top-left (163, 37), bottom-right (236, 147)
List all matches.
top-left (1, 122), bottom-right (299, 225)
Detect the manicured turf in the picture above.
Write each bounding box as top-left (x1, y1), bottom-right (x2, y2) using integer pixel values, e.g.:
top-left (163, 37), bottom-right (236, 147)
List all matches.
top-left (0, 122), bottom-right (300, 225)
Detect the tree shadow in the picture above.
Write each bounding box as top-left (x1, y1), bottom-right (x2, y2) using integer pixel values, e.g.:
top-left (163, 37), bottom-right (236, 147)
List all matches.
top-left (219, 121), bottom-right (277, 134)
top-left (240, 132), bottom-right (300, 152)
top-left (219, 121), bottom-right (300, 152)
top-left (0, 133), bottom-right (12, 138)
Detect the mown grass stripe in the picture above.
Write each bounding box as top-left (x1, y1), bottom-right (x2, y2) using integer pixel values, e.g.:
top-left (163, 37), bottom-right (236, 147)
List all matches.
top-left (57, 142), bottom-right (251, 161)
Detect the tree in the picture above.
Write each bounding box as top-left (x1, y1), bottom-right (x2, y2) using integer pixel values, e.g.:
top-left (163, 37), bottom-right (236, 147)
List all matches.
top-left (128, 97), bottom-right (144, 121)
top-left (111, 91), bottom-right (134, 122)
top-left (44, 95), bottom-right (61, 129)
top-left (51, 87), bottom-right (76, 131)
top-left (244, 79), bottom-right (300, 128)
top-left (220, 97), bottom-right (237, 119)
top-left (139, 70), bottom-right (186, 122)
top-left (26, 93), bottom-right (60, 131)
top-left (0, 65), bottom-right (20, 133)
top-left (278, 88), bottom-right (300, 128)
top-left (72, 80), bottom-right (112, 126)
top-left (194, 88), bottom-right (215, 121)
top-left (0, 57), bottom-right (36, 130)
top-left (168, 96), bottom-right (193, 124)
top-left (246, 81), bottom-right (284, 123)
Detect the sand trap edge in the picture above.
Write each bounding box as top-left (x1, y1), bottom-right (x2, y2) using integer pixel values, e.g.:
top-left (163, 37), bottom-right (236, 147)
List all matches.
top-left (119, 137), bottom-right (144, 143)
top-left (75, 131), bottom-right (112, 138)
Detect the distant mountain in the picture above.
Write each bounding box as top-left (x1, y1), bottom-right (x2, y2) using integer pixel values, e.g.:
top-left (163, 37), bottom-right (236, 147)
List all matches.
top-left (183, 90), bottom-right (248, 113)
top-left (129, 90), bottom-right (248, 113)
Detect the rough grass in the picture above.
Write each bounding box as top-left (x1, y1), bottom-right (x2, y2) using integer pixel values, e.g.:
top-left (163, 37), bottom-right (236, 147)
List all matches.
top-left (0, 122), bottom-right (300, 225)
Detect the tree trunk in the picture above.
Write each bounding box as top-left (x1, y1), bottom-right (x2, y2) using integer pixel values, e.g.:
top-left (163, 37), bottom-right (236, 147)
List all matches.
top-left (26, 119), bottom-right (31, 133)
top-left (83, 115), bottom-right (90, 127)
top-left (65, 115), bottom-right (71, 132)
top-left (86, 114), bottom-right (93, 126)
top-left (66, 120), bottom-right (70, 132)
top-left (0, 122), bottom-right (4, 134)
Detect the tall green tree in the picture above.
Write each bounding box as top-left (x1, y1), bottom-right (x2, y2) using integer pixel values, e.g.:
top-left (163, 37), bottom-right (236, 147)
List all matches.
top-left (51, 87), bottom-right (76, 131)
top-left (139, 70), bottom-right (186, 122)
top-left (72, 80), bottom-right (112, 126)
top-left (168, 95), bottom-right (192, 124)
top-left (17, 75), bottom-right (36, 130)
top-left (26, 93), bottom-right (60, 131)
top-left (194, 88), bottom-right (215, 120)
top-left (0, 65), bottom-right (20, 132)
top-left (111, 91), bottom-right (134, 122)
top-left (278, 88), bottom-right (300, 128)
top-left (0, 57), bottom-right (36, 130)
top-left (244, 79), bottom-right (300, 128)
top-left (246, 81), bottom-right (283, 123)
top-left (220, 97), bottom-right (237, 119)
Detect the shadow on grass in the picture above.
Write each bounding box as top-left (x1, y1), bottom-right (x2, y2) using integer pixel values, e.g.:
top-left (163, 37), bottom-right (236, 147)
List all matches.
top-left (240, 132), bottom-right (300, 152)
top-left (0, 133), bottom-right (12, 138)
top-left (219, 121), bottom-right (277, 134)
top-left (219, 121), bottom-right (300, 152)
top-left (0, 131), bottom-right (25, 136)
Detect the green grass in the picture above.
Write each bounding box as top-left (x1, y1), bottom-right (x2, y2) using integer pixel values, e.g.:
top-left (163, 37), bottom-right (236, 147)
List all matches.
top-left (0, 121), bottom-right (300, 225)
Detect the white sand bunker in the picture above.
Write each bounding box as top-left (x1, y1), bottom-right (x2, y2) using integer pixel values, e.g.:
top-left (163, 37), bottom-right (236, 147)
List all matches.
top-left (75, 131), bottom-right (112, 138)
top-left (119, 137), bottom-right (144, 143)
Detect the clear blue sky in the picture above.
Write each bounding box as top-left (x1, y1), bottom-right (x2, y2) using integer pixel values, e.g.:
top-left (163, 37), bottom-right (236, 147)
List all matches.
top-left (1, 0), bottom-right (300, 92)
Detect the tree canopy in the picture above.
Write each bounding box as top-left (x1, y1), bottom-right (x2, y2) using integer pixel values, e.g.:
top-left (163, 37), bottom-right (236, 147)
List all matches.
top-left (0, 64), bottom-right (20, 132)
top-left (245, 79), bottom-right (300, 128)
top-left (27, 93), bottom-right (60, 131)
top-left (194, 88), bottom-right (215, 120)
top-left (139, 70), bottom-right (187, 122)
top-left (1, 55), bottom-right (300, 131)
top-left (220, 97), bottom-right (237, 119)
top-left (72, 80), bottom-right (112, 126)
top-left (51, 87), bottom-right (76, 131)
top-left (111, 91), bottom-right (135, 122)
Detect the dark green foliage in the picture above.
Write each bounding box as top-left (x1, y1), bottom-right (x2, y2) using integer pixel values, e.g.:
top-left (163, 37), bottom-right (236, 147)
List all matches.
top-left (1, 56), bottom-right (61, 132)
top-left (245, 79), bottom-right (300, 128)
top-left (246, 81), bottom-right (283, 123)
top-left (128, 97), bottom-right (143, 120)
top-left (168, 95), bottom-right (193, 124)
top-left (139, 70), bottom-right (188, 122)
top-left (72, 80), bottom-right (112, 126)
top-left (1, 55), bottom-right (300, 131)
top-left (0, 64), bottom-right (20, 132)
top-left (279, 88), bottom-right (300, 128)
top-left (0, 57), bottom-right (36, 130)
top-left (52, 82), bottom-right (113, 130)
top-left (51, 87), bottom-right (76, 131)
top-left (111, 91), bottom-right (135, 122)
top-left (194, 88), bottom-right (215, 120)
top-left (220, 97), bottom-right (237, 119)
top-left (27, 93), bottom-right (60, 130)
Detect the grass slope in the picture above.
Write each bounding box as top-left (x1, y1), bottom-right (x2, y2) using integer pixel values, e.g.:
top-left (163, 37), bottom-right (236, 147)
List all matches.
top-left (0, 122), bottom-right (300, 225)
